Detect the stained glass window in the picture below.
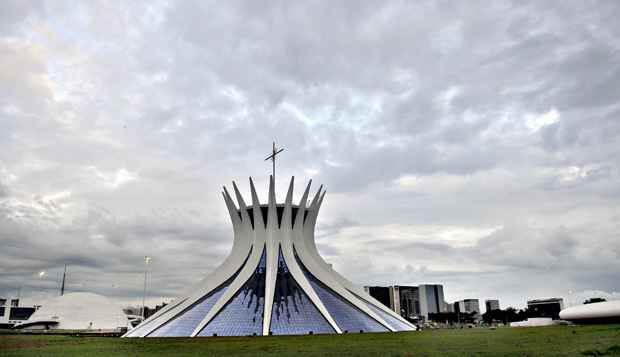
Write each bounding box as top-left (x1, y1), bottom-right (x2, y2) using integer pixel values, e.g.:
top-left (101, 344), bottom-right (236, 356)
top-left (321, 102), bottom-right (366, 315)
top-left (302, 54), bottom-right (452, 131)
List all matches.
top-left (295, 252), bottom-right (388, 333)
top-left (269, 248), bottom-right (334, 335)
top-left (197, 248), bottom-right (266, 336)
top-left (123, 298), bottom-right (187, 337)
top-left (143, 249), bottom-right (252, 337)
top-left (359, 298), bottom-right (413, 331)
top-left (148, 283), bottom-right (231, 337)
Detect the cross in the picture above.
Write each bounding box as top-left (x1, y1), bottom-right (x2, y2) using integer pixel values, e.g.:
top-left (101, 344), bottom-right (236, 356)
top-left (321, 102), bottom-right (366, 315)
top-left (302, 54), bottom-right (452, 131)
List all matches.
top-left (264, 141), bottom-right (284, 182)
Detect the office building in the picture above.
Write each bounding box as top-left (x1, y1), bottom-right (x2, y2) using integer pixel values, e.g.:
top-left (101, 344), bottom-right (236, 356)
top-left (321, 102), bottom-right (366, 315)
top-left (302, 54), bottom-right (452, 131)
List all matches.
top-left (527, 298), bottom-right (564, 319)
top-left (444, 302), bottom-right (455, 313)
top-left (457, 299), bottom-right (481, 320)
top-left (485, 299), bottom-right (500, 313)
top-left (418, 285), bottom-right (446, 320)
top-left (397, 286), bottom-right (420, 321)
top-left (364, 286), bottom-right (394, 311)
top-left (366, 284), bottom-right (448, 322)
top-left (365, 285), bottom-right (421, 322)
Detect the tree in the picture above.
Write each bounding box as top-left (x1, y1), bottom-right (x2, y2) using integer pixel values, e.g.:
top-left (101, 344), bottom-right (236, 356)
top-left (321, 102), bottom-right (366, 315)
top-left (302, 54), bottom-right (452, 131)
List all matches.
top-left (482, 307), bottom-right (529, 324)
top-left (429, 311), bottom-right (478, 324)
top-left (428, 312), bottom-right (458, 323)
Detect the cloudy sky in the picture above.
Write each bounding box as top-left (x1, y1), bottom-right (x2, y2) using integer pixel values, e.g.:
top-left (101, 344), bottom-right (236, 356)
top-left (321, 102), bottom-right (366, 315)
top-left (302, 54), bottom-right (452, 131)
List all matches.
top-left (1, 0), bottom-right (619, 310)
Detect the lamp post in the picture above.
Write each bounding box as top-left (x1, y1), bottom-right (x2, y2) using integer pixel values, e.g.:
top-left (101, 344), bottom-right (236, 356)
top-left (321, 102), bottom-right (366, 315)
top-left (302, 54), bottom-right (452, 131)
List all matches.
top-left (38, 271), bottom-right (46, 297)
top-left (141, 256), bottom-right (152, 320)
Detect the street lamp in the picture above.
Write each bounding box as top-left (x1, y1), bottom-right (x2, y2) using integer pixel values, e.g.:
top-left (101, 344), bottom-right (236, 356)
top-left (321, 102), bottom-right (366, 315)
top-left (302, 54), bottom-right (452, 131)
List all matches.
top-left (141, 256), bottom-right (152, 320)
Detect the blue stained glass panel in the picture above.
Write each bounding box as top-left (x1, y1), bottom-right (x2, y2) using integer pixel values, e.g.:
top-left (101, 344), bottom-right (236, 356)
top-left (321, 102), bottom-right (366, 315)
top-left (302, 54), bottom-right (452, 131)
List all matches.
top-left (295, 252), bottom-right (388, 333)
top-left (361, 299), bottom-right (413, 331)
top-left (269, 248), bottom-right (334, 335)
top-left (125, 298), bottom-right (187, 337)
top-left (145, 249), bottom-right (253, 337)
top-left (147, 285), bottom-right (230, 337)
top-left (198, 249), bottom-right (267, 336)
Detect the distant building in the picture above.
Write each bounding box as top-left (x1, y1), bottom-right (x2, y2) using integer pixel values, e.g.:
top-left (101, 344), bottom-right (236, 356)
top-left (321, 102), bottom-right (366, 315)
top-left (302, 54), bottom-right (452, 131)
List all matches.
top-left (445, 302), bottom-right (455, 313)
top-left (485, 299), bottom-right (500, 313)
top-left (527, 298), bottom-right (564, 320)
top-left (365, 285), bottom-right (445, 322)
top-left (389, 286), bottom-right (400, 314)
top-left (364, 286), bottom-right (394, 311)
top-left (393, 286), bottom-right (420, 322)
top-left (457, 299), bottom-right (481, 320)
top-left (0, 298), bottom-right (37, 328)
top-left (418, 285), bottom-right (446, 320)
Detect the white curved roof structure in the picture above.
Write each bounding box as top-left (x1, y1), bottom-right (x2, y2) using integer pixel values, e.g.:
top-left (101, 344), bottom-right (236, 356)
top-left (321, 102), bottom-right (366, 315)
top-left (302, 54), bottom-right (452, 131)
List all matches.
top-left (510, 318), bottom-right (555, 327)
top-left (15, 292), bottom-right (130, 330)
top-left (125, 176), bottom-right (416, 337)
top-left (559, 300), bottom-right (620, 322)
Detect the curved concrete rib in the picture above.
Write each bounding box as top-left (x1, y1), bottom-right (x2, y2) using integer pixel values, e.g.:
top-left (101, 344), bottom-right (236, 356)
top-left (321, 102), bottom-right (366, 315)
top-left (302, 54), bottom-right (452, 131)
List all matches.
top-left (313, 193), bottom-right (415, 328)
top-left (262, 175), bottom-right (279, 335)
top-left (123, 188), bottom-right (254, 337)
top-left (278, 178), bottom-right (342, 333)
top-left (291, 188), bottom-right (397, 332)
top-left (191, 177), bottom-right (267, 337)
top-left (299, 189), bottom-right (416, 330)
top-left (190, 242), bottom-right (265, 336)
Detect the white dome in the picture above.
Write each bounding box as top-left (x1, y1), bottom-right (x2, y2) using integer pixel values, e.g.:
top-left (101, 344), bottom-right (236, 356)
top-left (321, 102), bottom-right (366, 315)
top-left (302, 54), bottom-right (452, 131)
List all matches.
top-left (18, 292), bottom-right (130, 330)
top-left (559, 300), bottom-right (620, 321)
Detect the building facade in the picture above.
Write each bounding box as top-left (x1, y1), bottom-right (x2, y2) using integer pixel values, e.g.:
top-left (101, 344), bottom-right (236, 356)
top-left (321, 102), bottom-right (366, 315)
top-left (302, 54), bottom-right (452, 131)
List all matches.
top-left (418, 285), bottom-right (446, 320)
top-left (457, 299), bottom-right (481, 320)
top-left (0, 298), bottom-right (37, 328)
top-left (444, 302), bottom-right (455, 313)
top-left (485, 299), bottom-right (500, 313)
top-left (125, 177), bottom-right (415, 337)
top-left (365, 285), bottom-right (447, 322)
top-left (364, 286), bottom-right (393, 311)
top-left (365, 284), bottom-right (448, 322)
top-left (527, 298), bottom-right (564, 319)
top-left (397, 286), bottom-right (420, 322)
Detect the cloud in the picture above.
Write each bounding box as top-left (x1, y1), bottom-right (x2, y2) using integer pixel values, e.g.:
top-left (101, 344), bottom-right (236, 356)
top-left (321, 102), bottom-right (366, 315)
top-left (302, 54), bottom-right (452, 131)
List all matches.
top-left (85, 167), bottom-right (138, 189)
top-left (526, 108), bottom-right (560, 132)
top-left (1, 1), bottom-right (619, 309)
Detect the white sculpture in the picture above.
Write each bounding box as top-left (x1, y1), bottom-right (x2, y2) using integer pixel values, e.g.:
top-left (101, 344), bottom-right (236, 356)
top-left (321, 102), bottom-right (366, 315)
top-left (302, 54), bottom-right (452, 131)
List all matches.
top-left (124, 176), bottom-right (415, 337)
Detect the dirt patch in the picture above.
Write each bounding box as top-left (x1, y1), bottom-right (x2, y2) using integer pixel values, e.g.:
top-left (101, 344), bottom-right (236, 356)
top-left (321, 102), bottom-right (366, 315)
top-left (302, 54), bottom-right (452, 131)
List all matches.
top-left (1, 342), bottom-right (48, 349)
top-left (0, 336), bottom-right (49, 349)
top-left (0, 335), bottom-right (27, 340)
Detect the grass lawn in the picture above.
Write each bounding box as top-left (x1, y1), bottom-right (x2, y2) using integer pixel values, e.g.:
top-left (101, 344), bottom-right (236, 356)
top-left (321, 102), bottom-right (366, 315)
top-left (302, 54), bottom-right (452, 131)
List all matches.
top-left (1, 324), bottom-right (619, 357)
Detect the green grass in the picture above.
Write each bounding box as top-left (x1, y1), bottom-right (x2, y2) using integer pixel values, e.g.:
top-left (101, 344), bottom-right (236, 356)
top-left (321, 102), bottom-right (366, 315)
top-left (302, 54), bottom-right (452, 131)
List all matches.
top-left (1, 325), bottom-right (619, 357)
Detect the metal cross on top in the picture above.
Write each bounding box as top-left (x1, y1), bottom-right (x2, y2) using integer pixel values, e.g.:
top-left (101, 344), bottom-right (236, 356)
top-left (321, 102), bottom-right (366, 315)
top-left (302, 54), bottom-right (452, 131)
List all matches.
top-left (264, 141), bottom-right (284, 182)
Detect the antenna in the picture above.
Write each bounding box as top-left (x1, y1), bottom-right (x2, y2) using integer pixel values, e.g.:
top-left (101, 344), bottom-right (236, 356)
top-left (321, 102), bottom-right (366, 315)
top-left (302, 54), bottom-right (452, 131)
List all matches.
top-left (60, 264), bottom-right (67, 296)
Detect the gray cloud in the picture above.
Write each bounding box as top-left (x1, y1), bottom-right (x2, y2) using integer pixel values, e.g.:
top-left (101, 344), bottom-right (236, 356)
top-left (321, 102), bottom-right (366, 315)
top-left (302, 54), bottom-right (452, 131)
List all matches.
top-left (1, 0), bottom-right (619, 309)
